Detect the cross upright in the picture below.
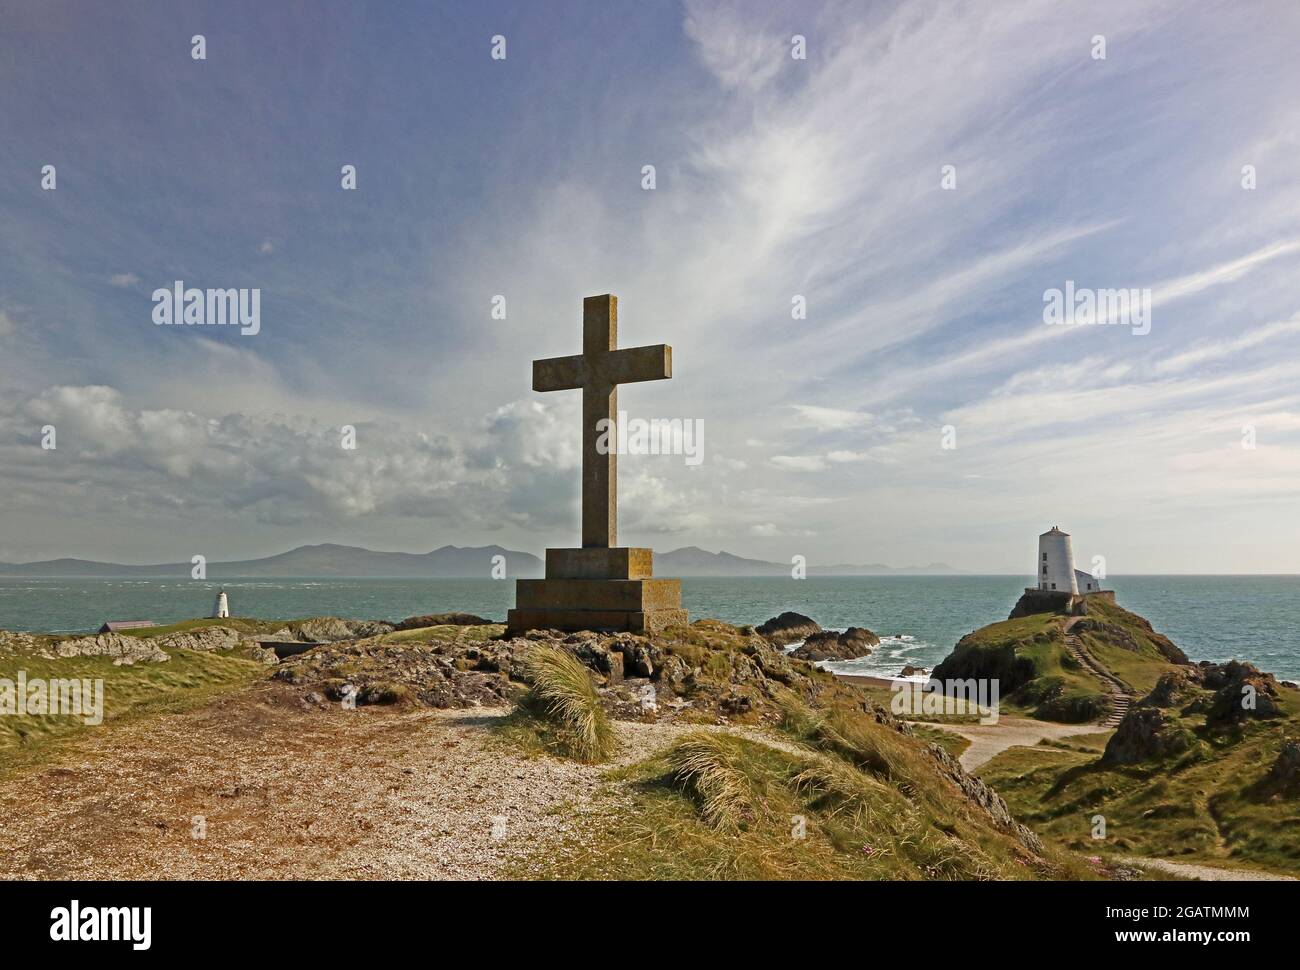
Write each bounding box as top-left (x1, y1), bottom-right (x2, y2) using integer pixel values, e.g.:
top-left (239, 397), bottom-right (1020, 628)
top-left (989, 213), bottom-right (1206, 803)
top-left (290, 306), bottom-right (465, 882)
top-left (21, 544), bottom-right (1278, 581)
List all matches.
top-left (532, 294), bottom-right (672, 548)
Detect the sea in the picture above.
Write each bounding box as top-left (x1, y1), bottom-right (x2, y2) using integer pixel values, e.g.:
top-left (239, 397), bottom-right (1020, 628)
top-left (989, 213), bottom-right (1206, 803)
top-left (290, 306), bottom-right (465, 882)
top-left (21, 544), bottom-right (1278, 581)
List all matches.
top-left (1, 575), bottom-right (1297, 681)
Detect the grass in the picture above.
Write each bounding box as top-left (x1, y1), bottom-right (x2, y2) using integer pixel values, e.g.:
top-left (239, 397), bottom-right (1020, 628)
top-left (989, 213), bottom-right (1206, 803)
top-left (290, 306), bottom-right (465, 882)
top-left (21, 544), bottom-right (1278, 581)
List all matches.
top-left (513, 688), bottom-right (1104, 880)
top-left (978, 683), bottom-right (1300, 876)
top-left (381, 623), bottom-right (505, 644)
top-left (0, 648), bottom-right (265, 779)
top-left (910, 723), bottom-right (972, 760)
top-left (113, 616), bottom-right (291, 638)
top-left (507, 645), bottom-right (616, 763)
top-left (666, 732), bottom-right (761, 830)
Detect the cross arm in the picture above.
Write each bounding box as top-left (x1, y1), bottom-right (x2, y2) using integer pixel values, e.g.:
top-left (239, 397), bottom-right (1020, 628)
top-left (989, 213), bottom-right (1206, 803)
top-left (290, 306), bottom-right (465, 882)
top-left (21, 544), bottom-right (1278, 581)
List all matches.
top-left (533, 354), bottom-right (586, 392)
top-left (603, 344), bottom-right (672, 385)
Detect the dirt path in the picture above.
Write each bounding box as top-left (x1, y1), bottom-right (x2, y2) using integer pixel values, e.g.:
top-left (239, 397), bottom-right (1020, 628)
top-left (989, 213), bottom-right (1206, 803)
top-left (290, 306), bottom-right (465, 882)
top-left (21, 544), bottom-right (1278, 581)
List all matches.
top-left (0, 682), bottom-right (770, 880)
top-left (1123, 857), bottom-right (1296, 882)
top-left (916, 716), bottom-right (1111, 771)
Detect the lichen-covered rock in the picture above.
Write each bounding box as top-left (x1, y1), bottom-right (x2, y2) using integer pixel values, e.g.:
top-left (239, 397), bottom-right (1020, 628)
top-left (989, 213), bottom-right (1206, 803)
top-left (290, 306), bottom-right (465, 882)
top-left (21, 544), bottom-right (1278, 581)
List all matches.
top-left (51, 633), bottom-right (170, 666)
top-left (284, 617), bottom-right (395, 642)
top-left (155, 626), bottom-right (244, 653)
top-left (281, 635), bottom-right (515, 709)
top-left (0, 631), bottom-right (40, 654)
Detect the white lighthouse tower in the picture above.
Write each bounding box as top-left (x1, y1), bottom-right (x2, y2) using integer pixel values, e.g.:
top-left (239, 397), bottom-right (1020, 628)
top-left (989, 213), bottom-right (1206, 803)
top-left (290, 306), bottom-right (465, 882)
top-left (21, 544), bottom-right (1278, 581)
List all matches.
top-left (213, 589), bottom-right (229, 619)
top-left (1037, 526), bottom-right (1078, 595)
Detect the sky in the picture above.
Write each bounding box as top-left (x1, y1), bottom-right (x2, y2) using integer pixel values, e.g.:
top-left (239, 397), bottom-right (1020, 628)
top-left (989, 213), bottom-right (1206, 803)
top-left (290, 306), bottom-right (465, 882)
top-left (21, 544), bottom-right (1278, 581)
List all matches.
top-left (2, 0), bottom-right (1299, 574)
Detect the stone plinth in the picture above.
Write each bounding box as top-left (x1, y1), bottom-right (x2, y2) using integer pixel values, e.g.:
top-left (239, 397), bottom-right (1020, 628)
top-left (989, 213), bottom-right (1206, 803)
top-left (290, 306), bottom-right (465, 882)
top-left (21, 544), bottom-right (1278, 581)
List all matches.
top-left (507, 547), bottom-right (688, 634)
top-left (545, 547), bottom-right (654, 580)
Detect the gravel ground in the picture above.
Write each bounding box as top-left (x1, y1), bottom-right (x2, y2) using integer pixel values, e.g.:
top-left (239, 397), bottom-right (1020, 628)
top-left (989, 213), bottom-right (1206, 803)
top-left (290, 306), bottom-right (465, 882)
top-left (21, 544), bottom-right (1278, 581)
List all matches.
top-left (0, 682), bottom-right (793, 880)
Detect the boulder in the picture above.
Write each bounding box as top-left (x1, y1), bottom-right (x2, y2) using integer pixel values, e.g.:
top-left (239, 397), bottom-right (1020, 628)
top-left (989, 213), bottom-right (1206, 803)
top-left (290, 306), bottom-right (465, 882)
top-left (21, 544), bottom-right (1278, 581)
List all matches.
top-left (1203, 661), bottom-right (1282, 725)
top-left (790, 627), bottom-right (879, 662)
top-left (1141, 668), bottom-right (1203, 709)
top-left (755, 612), bottom-right (822, 646)
top-left (1102, 708), bottom-right (1196, 764)
top-left (1269, 739), bottom-right (1300, 791)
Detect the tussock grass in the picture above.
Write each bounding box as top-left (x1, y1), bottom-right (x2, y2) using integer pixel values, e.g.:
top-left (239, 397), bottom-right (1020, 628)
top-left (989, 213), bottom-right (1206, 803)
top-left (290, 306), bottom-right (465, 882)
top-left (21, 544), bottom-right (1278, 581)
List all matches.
top-left (791, 752), bottom-right (889, 825)
top-left (665, 732), bottom-right (759, 830)
top-left (515, 646), bottom-right (615, 763)
top-left (782, 700), bottom-right (902, 782)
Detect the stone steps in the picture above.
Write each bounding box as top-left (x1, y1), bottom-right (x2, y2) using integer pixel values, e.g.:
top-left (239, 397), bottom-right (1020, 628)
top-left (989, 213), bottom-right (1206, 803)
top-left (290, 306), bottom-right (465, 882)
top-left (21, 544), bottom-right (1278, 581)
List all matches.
top-left (1063, 631), bottom-right (1135, 727)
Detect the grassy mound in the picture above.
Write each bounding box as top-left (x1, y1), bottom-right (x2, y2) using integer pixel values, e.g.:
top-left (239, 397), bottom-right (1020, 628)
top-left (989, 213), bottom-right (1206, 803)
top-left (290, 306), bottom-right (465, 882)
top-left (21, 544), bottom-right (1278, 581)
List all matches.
top-left (932, 596), bottom-right (1187, 722)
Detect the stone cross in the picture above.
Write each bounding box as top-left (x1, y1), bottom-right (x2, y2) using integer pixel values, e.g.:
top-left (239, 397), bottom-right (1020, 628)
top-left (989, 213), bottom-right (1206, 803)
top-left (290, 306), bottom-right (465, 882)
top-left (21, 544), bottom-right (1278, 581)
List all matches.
top-left (532, 294), bottom-right (672, 548)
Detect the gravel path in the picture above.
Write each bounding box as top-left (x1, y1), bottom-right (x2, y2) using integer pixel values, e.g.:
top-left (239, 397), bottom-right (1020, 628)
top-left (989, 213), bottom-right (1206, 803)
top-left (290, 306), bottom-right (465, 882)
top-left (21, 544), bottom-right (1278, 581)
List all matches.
top-left (0, 682), bottom-right (798, 880)
top-left (916, 716), bottom-right (1110, 771)
top-left (1122, 857), bottom-right (1296, 882)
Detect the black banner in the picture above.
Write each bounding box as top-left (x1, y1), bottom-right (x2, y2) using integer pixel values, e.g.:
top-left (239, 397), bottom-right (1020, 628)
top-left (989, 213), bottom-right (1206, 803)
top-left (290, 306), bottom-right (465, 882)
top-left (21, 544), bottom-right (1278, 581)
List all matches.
top-left (1, 878), bottom-right (1292, 955)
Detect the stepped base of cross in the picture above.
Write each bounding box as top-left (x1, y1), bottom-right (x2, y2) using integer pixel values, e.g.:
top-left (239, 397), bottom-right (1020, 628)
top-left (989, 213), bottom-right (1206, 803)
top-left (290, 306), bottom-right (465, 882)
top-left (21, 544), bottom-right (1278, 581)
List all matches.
top-left (506, 547), bottom-right (688, 634)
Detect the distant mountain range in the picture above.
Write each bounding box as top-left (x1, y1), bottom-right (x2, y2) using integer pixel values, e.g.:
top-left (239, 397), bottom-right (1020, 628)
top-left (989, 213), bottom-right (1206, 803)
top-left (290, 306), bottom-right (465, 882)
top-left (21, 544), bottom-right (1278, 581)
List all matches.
top-left (0, 543), bottom-right (961, 578)
top-left (656, 547), bottom-right (961, 576)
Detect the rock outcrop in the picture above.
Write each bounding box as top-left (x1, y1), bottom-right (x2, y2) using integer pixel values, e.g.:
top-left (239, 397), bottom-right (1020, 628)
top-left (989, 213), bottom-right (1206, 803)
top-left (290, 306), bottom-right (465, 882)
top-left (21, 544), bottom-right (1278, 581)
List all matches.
top-left (1204, 660), bottom-right (1282, 724)
top-left (925, 742), bottom-right (1044, 854)
top-left (755, 612), bottom-right (821, 646)
top-left (1071, 616), bottom-right (1188, 664)
top-left (790, 627), bottom-right (879, 661)
top-left (1269, 740), bottom-right (1300, 793)
top-left (280, 617), bottom-right (396, 642)
top-left (394, 612), bottom-right (494, 630)
top-left (1140, 668), bottom-right (1204, 709)
top-left (0, 631), bottom-right (39, 654)
top-left (1102, 707), bottom-right (1196, 764)
top-left (51, 633), bottom-right (171, 666)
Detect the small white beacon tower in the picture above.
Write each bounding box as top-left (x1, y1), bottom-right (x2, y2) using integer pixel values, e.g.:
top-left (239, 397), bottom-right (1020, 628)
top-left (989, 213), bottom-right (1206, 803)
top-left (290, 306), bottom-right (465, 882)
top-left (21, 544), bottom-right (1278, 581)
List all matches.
top-left (213, 589), bottom-right (230, 619)
top-left (1037, 526), bottom-right (1078, 595)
